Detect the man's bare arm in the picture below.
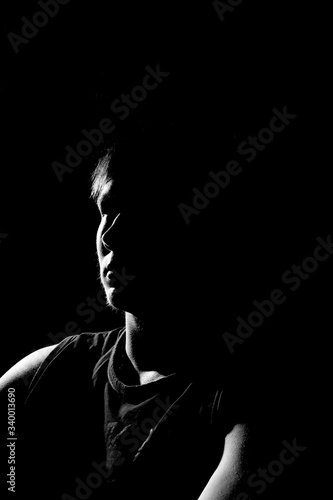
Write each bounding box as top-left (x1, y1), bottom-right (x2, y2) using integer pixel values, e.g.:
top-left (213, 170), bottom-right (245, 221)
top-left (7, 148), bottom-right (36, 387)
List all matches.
top-left (0, 345), bottom-right (58, 392)
top-left (197, 423), bottom-right (251, 500)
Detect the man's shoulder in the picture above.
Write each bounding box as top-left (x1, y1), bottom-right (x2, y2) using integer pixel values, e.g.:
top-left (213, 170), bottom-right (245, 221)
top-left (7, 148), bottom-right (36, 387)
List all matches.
top-left (0, 327), bottom-right (124, 393)
top-left (0, 344), bottom-right (58, 392)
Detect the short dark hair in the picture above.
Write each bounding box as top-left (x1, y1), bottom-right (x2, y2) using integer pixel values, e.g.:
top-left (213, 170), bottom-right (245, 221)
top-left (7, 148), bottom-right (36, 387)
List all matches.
top-left (90, 148), bottom-right (115, 204)
top-left (89, 116), bottom-right (183, 206)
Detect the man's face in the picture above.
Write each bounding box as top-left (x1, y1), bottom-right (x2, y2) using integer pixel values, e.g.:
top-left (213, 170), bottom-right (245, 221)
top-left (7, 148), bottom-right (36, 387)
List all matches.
top-left (95, 173), bottom-right (185, 315)
top-left (96, 176), bottom-right (136, 312)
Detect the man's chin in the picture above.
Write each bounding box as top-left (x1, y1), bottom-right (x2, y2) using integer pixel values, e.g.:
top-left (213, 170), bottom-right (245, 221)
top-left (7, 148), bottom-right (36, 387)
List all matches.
top-left (106, 286), bottom-right (136, 312)
top-left (106, 284), bottom-right (152, 316)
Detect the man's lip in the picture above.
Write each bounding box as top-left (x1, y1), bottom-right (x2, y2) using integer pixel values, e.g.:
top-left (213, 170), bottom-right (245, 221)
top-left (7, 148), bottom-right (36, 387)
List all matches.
top-left (103, 266), bottom-right (116, 278)
top-left (103, 263), bottom-right (123, 278)
top-left (105, 270), bottom-right (114, 281)
top-left (103, 256), bottom-right (136, 278)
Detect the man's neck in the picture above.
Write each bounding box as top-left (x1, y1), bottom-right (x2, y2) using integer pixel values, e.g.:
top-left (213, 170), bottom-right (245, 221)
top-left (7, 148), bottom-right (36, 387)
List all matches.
top-left (124, 312), bottom-right (185, 384)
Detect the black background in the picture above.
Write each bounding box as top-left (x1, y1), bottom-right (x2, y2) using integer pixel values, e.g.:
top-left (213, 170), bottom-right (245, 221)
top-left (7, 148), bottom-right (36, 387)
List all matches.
top-left (0, 1), bottom-right (330, 498)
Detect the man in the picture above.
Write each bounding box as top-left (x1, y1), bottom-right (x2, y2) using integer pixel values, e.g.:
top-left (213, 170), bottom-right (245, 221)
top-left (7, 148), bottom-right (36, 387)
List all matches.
top-left (0, 119), bottom-right (280, 500)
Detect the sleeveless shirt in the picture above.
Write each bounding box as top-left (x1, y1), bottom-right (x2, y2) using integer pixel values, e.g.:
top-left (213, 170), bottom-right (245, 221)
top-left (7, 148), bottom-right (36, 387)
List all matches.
top-left (13, 327), bottom-right (232, 500)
